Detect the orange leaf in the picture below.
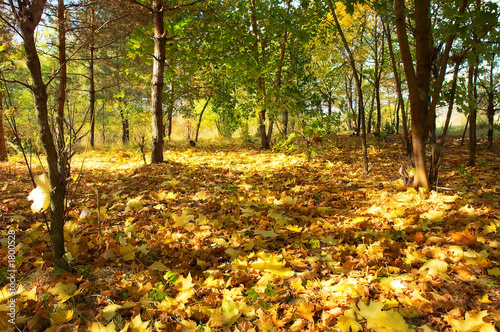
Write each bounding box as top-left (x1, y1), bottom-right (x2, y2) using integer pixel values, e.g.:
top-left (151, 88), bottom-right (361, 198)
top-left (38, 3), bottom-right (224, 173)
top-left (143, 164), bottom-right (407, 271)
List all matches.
top-left (451, 231), bottom-right (477, 246)
top-left (296, 302), bottom-right (315, 322)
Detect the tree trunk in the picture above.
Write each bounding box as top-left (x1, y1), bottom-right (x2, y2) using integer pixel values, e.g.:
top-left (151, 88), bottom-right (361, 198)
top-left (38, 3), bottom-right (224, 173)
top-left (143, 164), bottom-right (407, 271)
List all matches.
top-left (13, 0), bottom-right (67, 268)
top-left (248, 0), bottom-right (272, 149)
top-left (468, 60), bottom-right (478, 167)
top-left (329, 1), bottom-right (368, 173)
top-left (150, 0), bottom-right (166, 163)
top-left (89, 5), bottom-right (96, 148)
top-left (277, 0), bottom-right (290, 138)
top-left (195, 94), bottom-right (211, 143)
top-left (120, 110), bottom-right (130, 144)
top-left (0, 93), bottom-right (7, 161)
top-left (394, 0), bottom-right (432, 190)
top-left (486, 57), bottom-right (495, 150)
top-left (57, 0), bottom-right (67, 172)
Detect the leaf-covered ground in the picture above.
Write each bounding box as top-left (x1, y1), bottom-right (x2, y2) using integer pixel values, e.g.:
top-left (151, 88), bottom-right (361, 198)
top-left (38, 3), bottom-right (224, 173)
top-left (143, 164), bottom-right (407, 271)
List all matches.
top-left (1, 136), bottom-right (500, 332)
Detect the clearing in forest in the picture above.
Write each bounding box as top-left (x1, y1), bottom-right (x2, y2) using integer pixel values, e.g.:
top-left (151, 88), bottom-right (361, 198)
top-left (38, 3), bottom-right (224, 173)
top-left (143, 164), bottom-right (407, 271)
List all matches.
top-left (1, 136), bottom-right (499, 331)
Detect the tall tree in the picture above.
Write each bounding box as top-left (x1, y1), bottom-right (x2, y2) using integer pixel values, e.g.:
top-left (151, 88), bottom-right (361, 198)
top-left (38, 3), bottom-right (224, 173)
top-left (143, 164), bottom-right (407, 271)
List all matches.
top-left (8, 0), bottom-right (68, 268)
top-left (327, 0), bottom-right (368, 174)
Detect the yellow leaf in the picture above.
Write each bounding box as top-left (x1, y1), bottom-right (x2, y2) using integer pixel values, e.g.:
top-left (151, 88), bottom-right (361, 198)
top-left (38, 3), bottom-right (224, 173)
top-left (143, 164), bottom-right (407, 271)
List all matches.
top-left (101, 303), bottom-right (122, 321)
top-left (358, 300), bottom-right (412, 332)
top-left (274, 193), bottom-right (297, 205)
top-left (120, 243), bottom-right (136, 261)
top-left (180, 319), bottom-right (198, 332)
top-left (126, 197), bottom-right (144, 210)
top-left (486, 268), bottom-right (500, 276)
top-left (286, 225), bottom-right (303, 232)
top-left (48, 282), bottom-right (78, 303)
top-left (130, 314), bottom-right (151, 332)
top-left (420, 210), bottom-right (444, 223)
top-left (148, 261), bottom-right (168, 271)
top-left (28, 174), bottom-right (50, 213)
top-left (50, 309), bottom-right (73, 325)
top-left (336, 307), bottom-right (362, 332)
top-left (446, 311), bottom-right (495, 332)
top-left (89, 321), bottom-right (116, 332)
top-left (175, 273), bottom-right (194, 291)
top-left (250, 252), bottom-right (294, 277)
top-left (419, 259), bottom-right (448, 277)
top-left (296, 302), bottom-right (315, 322)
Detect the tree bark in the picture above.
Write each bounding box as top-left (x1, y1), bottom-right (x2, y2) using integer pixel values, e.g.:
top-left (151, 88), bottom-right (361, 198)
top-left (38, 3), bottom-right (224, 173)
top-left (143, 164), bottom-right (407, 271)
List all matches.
top-left (89, 5), bottom-right (96, 148)
top-left (0, 93), bottom-right (7, 161)
top-left (468, 60), bottom-right (478, 167)
top-left (486, 56), bottom-right (495, 150)
top-left (394, 0), bottom-right (432, 190)
top-left (248, 0), bottom-right (272, 149)
top-left (150, 0), bottom-right (166, 162)
top-left (12, 0), bottom-right (67, 268)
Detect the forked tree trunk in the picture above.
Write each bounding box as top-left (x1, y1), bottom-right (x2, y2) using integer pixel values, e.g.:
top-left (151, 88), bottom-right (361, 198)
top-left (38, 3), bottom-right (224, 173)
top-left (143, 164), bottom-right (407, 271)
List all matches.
top-left (150, 0), bottom-right (166, 162)
top-left (195, 94), bottom-right (211, 143)
top-left (12, 0), bottom-right (67, 268)
top-left (394, 0), bottom-right (432, 190)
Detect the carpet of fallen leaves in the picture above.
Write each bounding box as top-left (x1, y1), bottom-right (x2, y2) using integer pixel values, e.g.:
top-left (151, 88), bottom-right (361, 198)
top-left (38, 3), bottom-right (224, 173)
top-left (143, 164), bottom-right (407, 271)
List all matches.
top-left (1, 135), bottom-right (500, 332)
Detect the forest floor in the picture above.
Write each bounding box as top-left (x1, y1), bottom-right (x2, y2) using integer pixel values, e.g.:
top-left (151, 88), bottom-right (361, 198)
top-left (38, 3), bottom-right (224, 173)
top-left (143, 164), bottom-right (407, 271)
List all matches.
top-left (1, 134), bottom-right (499, 332)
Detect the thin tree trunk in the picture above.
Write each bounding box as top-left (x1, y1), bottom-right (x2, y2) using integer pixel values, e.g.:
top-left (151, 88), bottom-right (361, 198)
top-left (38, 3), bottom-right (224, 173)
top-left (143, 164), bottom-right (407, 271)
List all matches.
top-left (150, 0), bottom-right (166, 163)
top-left (328, 1), bottom-right (368, 174)
top-left (89, 5), bottom-right (96, 148)
top-left (13, 0), bottom-right (67, 268)
top-left (278, 0), bottom-right (290, 138)
top-left (0, 93), bottom-right (7, 161)
top-left (249, 0), bottom-right (271, 149)
top-left (486, 56), bottom-right (495, 150)
top-left (468, 60), bottom-right (478, 167)
top-left (195, 94), bottom-right (211, 143)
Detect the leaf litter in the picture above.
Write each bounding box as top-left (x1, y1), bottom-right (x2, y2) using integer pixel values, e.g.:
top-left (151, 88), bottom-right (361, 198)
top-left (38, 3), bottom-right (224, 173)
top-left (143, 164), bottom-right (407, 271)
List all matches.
top-left (1, 137), bottom-right (499, 331)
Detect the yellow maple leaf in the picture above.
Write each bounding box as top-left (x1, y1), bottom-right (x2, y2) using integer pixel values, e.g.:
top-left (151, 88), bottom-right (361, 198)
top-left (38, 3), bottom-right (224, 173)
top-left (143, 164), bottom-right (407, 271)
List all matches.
top-left (129, 314), bottom-right (152, 332)
top-left (28, 174), bottom-right (50, 213)
top-left (120, 243), bottom-right (136, 261)
top-left (336, 307), bottom-right (362, 332)
top-left (171, 210), bottom-right (195, 227)
top-left (358, 300), bottom-right (412, 332)
top-left (296, 302), bottom-right (315, 322)
top-left (50, 309), bottom-right (73, 325)
top-left (101, 303), bottom-right (122, 321)
top-left (250, 252), bottom-right (294, 277)
top-left (447, 311), bottom-right (496, 332)
top-left (89, 321), bottom-right (116, 332)
top-left (175, 273), bottom-right (194, 291)
top-left (48, 282), bottom-right (78, 303)
top-left (419, 259), bottom-right (448, 277)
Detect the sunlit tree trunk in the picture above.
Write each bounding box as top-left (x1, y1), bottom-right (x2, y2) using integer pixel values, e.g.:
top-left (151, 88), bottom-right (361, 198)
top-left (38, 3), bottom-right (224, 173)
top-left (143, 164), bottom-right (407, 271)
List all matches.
top-left (394, 0), bottom-right (432, 190)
